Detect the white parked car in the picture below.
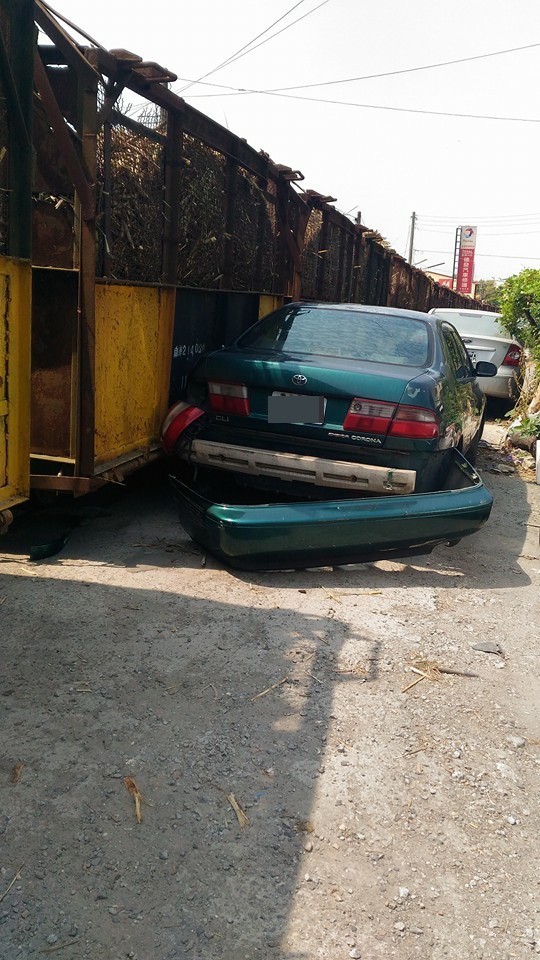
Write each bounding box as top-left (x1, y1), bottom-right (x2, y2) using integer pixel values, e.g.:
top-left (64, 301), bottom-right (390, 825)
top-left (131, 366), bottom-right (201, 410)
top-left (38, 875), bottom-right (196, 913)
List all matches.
top-left (428, 308), bottom-right (522, 400)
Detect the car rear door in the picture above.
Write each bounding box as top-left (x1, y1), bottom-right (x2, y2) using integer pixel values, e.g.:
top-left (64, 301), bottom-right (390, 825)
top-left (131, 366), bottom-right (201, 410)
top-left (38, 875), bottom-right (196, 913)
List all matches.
top-left (440, 323), bottom-right (482, 450)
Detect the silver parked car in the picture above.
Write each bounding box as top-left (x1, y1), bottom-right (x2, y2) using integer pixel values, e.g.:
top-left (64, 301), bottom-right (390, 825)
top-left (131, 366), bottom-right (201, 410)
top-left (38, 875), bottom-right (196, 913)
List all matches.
top-left (428, 308), bottom-right (522, 400)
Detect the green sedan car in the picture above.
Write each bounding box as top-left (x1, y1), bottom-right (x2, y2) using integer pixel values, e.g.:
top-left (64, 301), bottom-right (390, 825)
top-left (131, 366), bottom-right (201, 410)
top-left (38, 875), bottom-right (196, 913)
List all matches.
top-left (162, 303), bottom-right (496, 570)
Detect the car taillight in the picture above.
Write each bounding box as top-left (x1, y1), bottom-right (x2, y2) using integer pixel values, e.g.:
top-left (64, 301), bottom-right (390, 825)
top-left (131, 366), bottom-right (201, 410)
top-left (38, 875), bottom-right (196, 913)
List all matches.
top-left (503, 345), bottom-right (522, 368)
top-left (208, 381), bottom-right (249, 415)
top-left (389, 404), bottom-right (440, 440)
top-left (161, 400), bottom-right (189, 440)
top-left (343, 397), bottom-right (439, 440)
top-left (161, 402), bottom-right (205, 455)
top-left (343, 398), bottom-right (397, 434)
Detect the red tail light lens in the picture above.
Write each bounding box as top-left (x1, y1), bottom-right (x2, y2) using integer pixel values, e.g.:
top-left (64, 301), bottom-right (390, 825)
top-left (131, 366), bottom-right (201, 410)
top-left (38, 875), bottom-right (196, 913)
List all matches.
top-left (389, 405), bottom-right (440, 440)
top-left (161, 402), bottom-right (205, 455)
top-left (344, 398), bottom-right (397, 434)
top-left (502, 345), bottom-right (522, 368)
top-left (208, 381), bottom-right (249, 416)
top-left (344, 398), bottom-right (439, 440)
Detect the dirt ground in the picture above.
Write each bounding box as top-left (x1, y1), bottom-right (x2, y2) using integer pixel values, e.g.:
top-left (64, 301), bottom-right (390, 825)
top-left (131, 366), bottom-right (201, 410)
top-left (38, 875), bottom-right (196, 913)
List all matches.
top-left (1, 423), bottom-right (539, 960)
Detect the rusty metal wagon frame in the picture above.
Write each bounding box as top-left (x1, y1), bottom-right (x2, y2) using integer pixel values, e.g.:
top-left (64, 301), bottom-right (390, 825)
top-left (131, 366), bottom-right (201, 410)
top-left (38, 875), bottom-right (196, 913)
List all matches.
top-left (0, 0), bottom-right (486, 506)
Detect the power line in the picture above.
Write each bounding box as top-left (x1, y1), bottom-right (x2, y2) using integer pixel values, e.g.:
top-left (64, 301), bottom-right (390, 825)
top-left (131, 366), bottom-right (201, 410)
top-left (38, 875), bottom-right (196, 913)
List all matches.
top-left (182, 82), bottom-right (540, 123)
top-left (418, 249), bottom-right (540, 260)
top-left (177, 38), bottom-right (540, 98)
top-left (418, 212), bottom-right (540, 222)
top-left (263, 40), bottom-right (540, 93)
top-left (342, 202), bottom-right (361, 216)
top-left (420, 226), bottom-right (540, 237)
top-left (418, 219), bottom-right (540, 232)
top-left (419, 220), bottom-right (540, 227)
top-left (419, 221), bottom-right (540, 229)
top-left (419, 223), bottom-right (540, 231)
top-left (254, 90), bottom-right (540, 123)
top-left (176, 0), bottom-right (331, 95)
top-left (419, 228), bottom-right (467, 236)
top-left (482, 230), bottom-right (540, 236)
top-left (176, 0), bottom-right (308, 94)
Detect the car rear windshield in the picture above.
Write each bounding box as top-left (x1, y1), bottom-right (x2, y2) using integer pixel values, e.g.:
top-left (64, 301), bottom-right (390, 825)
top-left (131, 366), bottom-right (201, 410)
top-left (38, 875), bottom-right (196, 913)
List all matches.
top-left (433, 310), bottom-right (509, 339)
top-left (237, 306), bottom-right (431, 366)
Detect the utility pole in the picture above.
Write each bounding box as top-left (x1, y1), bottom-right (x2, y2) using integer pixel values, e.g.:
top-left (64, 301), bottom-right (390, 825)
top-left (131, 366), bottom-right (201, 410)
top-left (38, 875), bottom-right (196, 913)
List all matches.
top-left (407, 211), bottom-right (416, 264)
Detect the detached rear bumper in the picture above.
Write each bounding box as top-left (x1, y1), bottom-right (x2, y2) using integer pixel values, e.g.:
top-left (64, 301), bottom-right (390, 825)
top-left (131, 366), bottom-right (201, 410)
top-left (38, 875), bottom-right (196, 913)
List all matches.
top-left (170, 450), bottom-right (493, 571)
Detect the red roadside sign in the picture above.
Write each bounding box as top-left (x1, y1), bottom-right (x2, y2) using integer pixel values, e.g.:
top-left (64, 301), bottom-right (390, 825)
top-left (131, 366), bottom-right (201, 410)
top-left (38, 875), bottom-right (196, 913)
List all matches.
top-left (456, 226), bottom-right (477, 294)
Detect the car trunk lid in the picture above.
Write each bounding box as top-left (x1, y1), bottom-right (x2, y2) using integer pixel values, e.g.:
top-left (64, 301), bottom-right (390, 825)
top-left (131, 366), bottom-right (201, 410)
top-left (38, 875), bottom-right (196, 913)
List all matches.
top-left (195, 349), bottom-right (433, 444)
top-left (459, 335), bottom-right (517, 368)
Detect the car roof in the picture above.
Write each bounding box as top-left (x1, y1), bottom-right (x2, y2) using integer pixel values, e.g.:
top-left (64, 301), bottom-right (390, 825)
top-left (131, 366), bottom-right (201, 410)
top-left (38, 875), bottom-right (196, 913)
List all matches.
top-left (429, 307), bottom-right (501, 319)
top-left (293, 302), bottom-right (434, 323)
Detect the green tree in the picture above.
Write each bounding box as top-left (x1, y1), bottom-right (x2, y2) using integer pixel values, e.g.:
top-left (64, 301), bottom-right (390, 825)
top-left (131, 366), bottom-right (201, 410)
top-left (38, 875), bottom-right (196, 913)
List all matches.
top-left (475, 278), bottom-right (502, 307)
top-left (499, 268), bottom-right (540, 361)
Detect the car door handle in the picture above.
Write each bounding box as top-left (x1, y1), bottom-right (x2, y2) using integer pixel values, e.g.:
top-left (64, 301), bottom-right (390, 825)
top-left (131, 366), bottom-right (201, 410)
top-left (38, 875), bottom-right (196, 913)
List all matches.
top-left (462, 338), bottom-right (473, 343)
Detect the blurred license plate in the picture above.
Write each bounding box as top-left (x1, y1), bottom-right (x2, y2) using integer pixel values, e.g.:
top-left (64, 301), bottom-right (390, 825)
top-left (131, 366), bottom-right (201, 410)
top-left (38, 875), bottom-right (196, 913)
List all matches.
top-left (268, 392), bottom-right (326, 424)
top-left (468, 351), bottom-right (477, 364)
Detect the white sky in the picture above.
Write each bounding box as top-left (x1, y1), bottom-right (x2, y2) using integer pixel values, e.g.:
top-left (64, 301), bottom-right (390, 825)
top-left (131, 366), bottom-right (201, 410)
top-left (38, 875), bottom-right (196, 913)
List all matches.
top-left (47, 0), bottom-right (540, 282)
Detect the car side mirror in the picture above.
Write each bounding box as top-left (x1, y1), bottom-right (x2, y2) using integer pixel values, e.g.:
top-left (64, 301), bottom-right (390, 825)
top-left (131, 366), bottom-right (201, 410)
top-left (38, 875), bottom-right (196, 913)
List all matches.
top-left (475, 361), bottom-right (497, 377)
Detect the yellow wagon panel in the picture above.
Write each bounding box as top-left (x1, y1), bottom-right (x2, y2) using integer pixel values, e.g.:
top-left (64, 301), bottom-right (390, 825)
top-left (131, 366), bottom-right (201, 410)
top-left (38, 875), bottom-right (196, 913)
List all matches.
top-left (94, 283), bottom-right (175, 469)
top-left (258, 294), bottom-right (284, 319)
top-left (0, 256), bottom-right (31, 512)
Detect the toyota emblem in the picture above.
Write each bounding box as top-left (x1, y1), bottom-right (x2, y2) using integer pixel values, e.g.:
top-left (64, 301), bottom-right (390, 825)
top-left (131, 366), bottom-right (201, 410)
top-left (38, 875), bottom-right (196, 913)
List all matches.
top-left (292, 374), bottom-right (307, 385)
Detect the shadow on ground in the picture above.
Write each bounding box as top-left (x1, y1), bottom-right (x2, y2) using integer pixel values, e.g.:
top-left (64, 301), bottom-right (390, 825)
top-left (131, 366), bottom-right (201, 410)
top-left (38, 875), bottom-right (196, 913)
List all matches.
top-left (0, 555), bottom-right (378, 959)
top-left (1, 447), bottom-right (533, 591)
top-left (0, 447), bottom-right (537, 958)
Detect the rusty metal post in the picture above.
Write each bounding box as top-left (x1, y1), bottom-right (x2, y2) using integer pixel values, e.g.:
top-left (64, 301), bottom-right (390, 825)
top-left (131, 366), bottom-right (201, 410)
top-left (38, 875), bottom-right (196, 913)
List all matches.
top-left (343, 230), bottom-right (354, 303)
top-left (0, 0), bottom-right (33, 259)
top-left (221, 144), bottom-right (238, 290)
top-left (162, 108), bottom-right (183, 285)
top-left (102, 119), bottom-right (112, 277)
top-left (348, 226), bottom-right (360, 303)
top-left (336, 224), bottom-right (346, 301)
top-left (290, 199), bottom-right (310, 301)
top-left (380, 251), bottom-right (390, 306)
top-left (34, 50), bottom-right (95, 223)
top-left (253, 176), bottom-right (268, 292)
top-left (274, 175), bottom-right (290, 296)
top-left (316, 209), bottom-right (329, 301)
top-left (275, 175), bottom-right (307, 298)
top-left (365, 239), bottom-right (376, 305)
top-left (77, 76), bottom-right (98, 477)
